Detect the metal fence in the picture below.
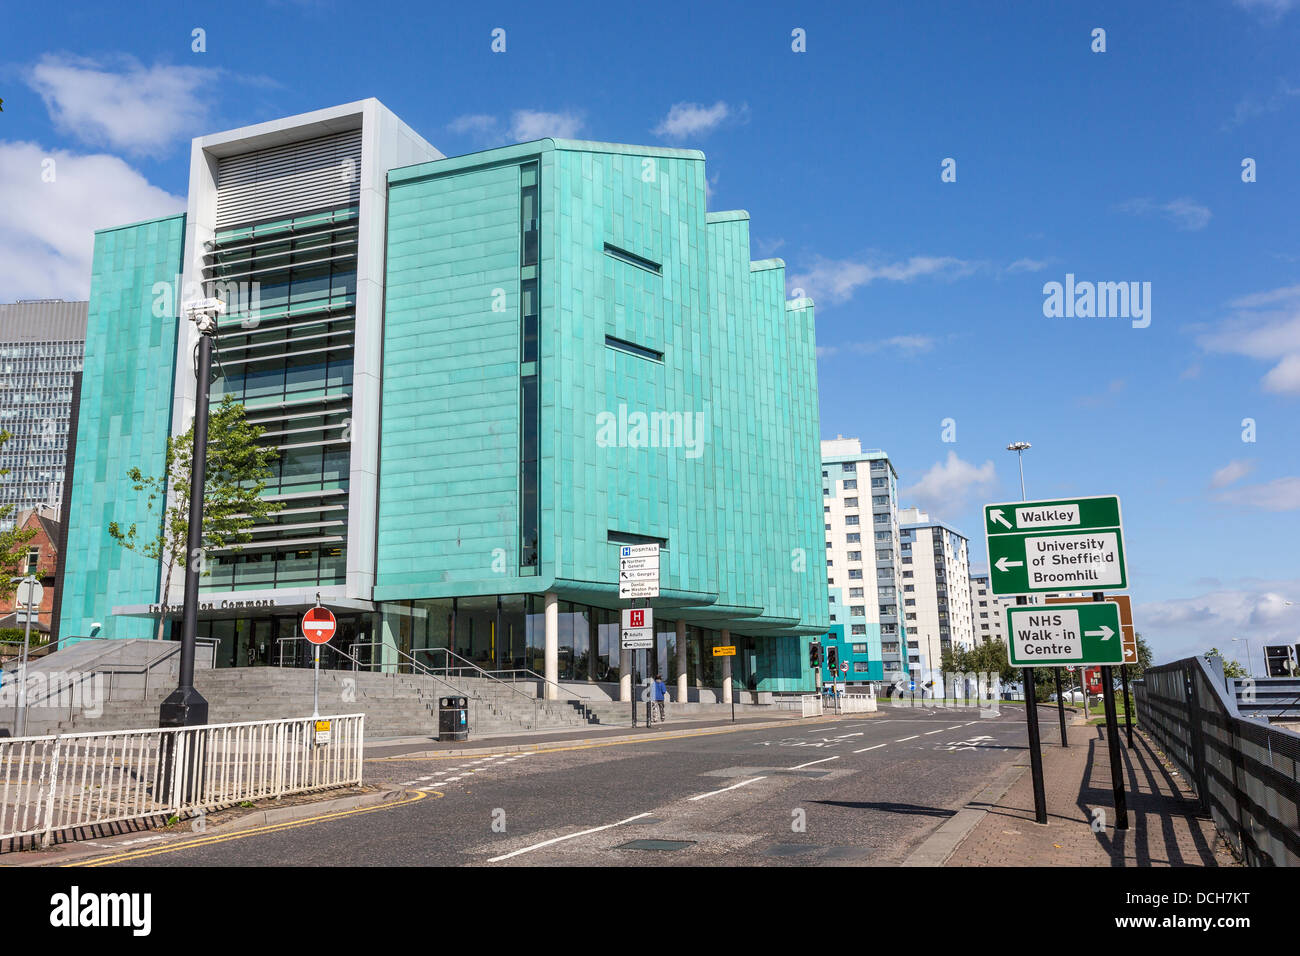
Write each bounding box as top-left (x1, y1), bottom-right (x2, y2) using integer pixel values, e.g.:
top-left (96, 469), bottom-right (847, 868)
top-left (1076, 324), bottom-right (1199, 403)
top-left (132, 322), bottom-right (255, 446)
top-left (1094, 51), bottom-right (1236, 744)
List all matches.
top-left (1134, 656), bottom-right (1300, 866)
top-left (0, 713), bottom-right (364, 848)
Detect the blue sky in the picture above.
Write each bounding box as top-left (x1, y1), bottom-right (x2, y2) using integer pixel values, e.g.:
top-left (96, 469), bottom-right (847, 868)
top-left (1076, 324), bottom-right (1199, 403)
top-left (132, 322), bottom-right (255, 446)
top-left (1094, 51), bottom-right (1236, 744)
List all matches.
top-left (2, 0), bottom-right (1298, 665)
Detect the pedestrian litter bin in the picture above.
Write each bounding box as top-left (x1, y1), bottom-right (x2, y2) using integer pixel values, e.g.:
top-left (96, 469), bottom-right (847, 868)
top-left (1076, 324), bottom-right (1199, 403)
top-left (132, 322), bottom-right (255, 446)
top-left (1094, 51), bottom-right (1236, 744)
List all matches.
top-left (439, 696), bottom-right (469, 741)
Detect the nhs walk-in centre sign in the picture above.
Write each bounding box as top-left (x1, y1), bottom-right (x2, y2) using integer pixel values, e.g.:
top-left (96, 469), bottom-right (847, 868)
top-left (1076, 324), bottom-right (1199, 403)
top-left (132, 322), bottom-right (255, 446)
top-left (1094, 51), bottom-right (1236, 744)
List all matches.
top-left (1005, 602), bottom-right (1125, 667)
top-left (984, 495), bottom-right (1127, 596)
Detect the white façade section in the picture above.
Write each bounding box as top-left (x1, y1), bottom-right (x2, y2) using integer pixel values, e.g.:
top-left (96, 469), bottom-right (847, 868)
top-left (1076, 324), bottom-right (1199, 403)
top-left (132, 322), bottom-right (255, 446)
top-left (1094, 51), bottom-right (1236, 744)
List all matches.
top-left (165, 100), bottom-right (442, 610)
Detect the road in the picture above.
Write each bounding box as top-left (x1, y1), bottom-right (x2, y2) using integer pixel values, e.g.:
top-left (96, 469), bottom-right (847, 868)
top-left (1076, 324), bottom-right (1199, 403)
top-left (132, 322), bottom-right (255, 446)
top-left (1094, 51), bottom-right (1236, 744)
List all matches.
top-left (72, 702), bottom-right (1060, 867)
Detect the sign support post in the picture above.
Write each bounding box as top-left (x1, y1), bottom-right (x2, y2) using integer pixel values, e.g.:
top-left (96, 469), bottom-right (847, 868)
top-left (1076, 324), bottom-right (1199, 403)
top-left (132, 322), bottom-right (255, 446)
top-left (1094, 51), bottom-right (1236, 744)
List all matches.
top-left (302, 602), bottom-right (336, 729)
top-left (1053, 667), bottom-right (1068, 748)
top-left (1094, 592), bottom-right (1128, 830)
top-left (1018, 596), bottom-right (1048, 825)
top-left (618, 543), bottom-right (660, 729)
top-left (13, 575), bottom-right (41, 738)
top-left (1121, 667), bottom-right (1134, 750)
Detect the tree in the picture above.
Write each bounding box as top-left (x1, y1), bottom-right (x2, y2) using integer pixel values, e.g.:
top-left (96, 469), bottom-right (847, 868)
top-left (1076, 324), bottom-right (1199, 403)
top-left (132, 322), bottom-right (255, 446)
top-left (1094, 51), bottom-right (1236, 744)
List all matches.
top-left (1206, 647), bottom-right (1249, 679)
top-left (1123, 631), bottom-right (1154, 682)
top-left (109, 397), bottom-right (283, 639)
top-left (0, 431), bottom-right (37, 601)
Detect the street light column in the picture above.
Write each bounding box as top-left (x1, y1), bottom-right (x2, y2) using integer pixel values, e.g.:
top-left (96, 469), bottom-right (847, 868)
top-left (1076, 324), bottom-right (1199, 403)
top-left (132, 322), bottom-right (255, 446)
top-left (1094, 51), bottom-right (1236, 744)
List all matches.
top-left (159, 298), bottom-right (223, 729)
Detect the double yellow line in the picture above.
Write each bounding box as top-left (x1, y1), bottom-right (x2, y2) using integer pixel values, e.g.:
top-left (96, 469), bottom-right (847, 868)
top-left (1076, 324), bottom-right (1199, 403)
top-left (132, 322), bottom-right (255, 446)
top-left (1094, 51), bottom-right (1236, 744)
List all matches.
top-left (68, 790), bottom-right (432, 867)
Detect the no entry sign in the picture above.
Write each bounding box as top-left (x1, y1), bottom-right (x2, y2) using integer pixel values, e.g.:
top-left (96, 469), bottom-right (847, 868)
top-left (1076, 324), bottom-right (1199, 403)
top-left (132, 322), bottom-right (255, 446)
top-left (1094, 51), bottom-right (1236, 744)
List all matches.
top-left (302, 606), bottom-right (337, 645)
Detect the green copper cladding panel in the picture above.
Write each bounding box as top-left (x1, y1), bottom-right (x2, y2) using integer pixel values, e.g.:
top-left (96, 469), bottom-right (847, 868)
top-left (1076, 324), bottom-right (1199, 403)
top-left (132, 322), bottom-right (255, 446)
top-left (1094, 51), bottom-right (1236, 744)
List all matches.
top-left (378, 162), bottom-right (525, 595)
top-left (58, 214), bottom-right (186, 641)
top-left (376, 142), bottom-right (827, 693)
top-left (545, 148), bottom-right (715, 596)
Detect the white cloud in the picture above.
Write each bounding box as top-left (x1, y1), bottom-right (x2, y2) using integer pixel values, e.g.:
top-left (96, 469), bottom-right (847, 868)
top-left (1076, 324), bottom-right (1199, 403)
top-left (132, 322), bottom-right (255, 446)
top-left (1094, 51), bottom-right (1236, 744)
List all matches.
top-left (1214, 476), bottom-right (1300, 511)
top-left (1075, 378), bottom-right (1126, 408)
top-left (1137, 578), bottom-right (1300, 665)
top-left (449, 109), bottom-right (585, 145)
top-left (1005, 258), bottom-right (1047, 274)
top-left (1117, 196), bottom-right (1212, 231)
top-left (26, 54), bottom-right (219, 157)
top-left (817, 335), bottom-right (936, 359)
top-left (511, 109), bottom-right (584, 141)
top-left (654, 101), bottom-right (731, 139)
top-left (1209, 459), bottom-right (1256, 489)
top-left (899, 452), bottom-right (997, 515)
top-left (790, 255), bottom-right (977, 306)
top-left (447, 114), bottom-right (498, 136)
top-left (0, 141), bottom-right (185, 300)
top-left (1226, 79), bottom-right (1300, 127)
top-left (1198, 284), bottom-right (1300, 395)
top-left (1234, 0), bottom-right (1296, 18)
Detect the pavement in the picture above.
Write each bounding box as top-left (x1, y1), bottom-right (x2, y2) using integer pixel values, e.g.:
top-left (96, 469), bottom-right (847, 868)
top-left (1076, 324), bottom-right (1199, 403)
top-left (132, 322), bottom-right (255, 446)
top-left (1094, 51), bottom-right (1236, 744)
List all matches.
top-left (32, 700), bottom-right (1048, 866)
top-left (913, 713), bottom-right (1239, 867)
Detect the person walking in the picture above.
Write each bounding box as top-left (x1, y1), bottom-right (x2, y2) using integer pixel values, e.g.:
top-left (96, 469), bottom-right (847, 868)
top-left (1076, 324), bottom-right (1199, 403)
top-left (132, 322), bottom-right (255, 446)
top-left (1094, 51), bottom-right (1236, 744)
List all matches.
top-left (653, 673), bottom-right (667, 723)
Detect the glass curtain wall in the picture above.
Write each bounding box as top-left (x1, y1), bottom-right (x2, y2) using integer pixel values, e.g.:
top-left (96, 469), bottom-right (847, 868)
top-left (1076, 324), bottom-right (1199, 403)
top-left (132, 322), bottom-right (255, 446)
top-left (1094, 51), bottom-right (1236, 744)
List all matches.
top-left (203, 205), bottom-right (358, 592)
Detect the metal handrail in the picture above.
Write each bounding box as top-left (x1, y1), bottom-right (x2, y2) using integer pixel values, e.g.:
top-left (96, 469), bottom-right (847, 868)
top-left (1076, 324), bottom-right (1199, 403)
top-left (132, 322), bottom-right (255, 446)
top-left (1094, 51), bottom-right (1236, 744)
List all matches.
top-left (275, 636), bottom-right (369, 671)
top-left (7, 637), bottom-right (222, 710)
top-left (482, 666), bottom-right (585, 703)
top-left (344, 641), bottom-right (485, 697)
top-left (410, 647), bottom-right (549, 712)
top-left (343, 641), bottom-right (512, 729)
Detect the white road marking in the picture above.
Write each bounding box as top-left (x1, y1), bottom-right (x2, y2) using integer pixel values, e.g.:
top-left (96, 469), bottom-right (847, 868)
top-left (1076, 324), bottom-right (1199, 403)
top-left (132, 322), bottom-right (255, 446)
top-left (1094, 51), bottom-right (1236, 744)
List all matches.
top-left (896, 735), bottom-right (920, 742)
top-left (853, 743), bottom-right (888, 753)
top-left (487, 813), bottom-right (652, 862)
top-left (924, 729), bottom-right (945, 735)
top-left (947, 725), bottom-right (963, 730)
top-left (689, 777), bottom-right (768, 801)
top-left (791, 756), bottom-right (840, 769)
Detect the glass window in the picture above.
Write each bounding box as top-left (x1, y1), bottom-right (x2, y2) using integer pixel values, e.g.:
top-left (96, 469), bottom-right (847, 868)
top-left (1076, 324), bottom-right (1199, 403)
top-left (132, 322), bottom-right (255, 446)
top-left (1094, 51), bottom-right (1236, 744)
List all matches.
top-left (456, 595), bottom-right (498, 669)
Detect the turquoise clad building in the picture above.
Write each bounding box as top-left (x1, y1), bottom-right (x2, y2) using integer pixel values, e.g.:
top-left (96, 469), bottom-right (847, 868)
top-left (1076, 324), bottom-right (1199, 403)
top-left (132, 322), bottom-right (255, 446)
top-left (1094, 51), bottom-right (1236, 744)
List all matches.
top-left (58, 100), bottom-right (828, 702)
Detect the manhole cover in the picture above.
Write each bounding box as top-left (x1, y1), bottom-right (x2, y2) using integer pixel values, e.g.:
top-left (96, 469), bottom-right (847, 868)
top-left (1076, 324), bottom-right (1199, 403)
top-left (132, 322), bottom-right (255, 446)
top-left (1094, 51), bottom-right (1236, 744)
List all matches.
top-left (821, 846), bottom-right (871, 861)
top-left (762, 843), bottom-right (823, 857)
top-left (617, 839), bottom-right (696, 852)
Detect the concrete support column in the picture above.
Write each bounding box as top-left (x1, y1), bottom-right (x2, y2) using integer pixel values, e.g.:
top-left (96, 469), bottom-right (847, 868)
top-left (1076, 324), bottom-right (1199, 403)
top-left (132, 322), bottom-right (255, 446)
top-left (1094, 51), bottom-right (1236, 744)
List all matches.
top-left (676, 620), bottom-right (688, 702)
top-left (544, 592), bottom-right (558, 701)
top-left (619, 649), bottom-right (632, 702)
top-left (721, 628), bottom-right (733, 704)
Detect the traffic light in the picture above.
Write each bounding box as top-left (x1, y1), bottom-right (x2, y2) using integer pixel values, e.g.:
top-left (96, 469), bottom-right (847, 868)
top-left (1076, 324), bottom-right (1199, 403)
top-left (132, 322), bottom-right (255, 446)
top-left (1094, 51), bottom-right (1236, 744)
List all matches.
top-left (827, 647), bottom-right (839, 669)
top-left (809, 643), bottom-right (821, 668)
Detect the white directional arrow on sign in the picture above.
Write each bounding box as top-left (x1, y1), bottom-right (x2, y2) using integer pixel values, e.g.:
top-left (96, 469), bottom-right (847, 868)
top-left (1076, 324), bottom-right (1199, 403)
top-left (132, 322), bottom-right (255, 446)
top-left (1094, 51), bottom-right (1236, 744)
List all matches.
top-left (994, 556), bottom-right (1023, 573)
top-left (989, 509), bottom-right (1012, 529)
top-left (1124, 645), bottom-right (1136, 660)
top-left (1085, 626), bottom-right (1115, 640)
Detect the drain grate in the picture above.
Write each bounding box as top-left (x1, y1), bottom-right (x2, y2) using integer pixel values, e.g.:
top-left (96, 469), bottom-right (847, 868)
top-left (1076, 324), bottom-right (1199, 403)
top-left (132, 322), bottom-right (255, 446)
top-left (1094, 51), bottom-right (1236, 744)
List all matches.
top-left (617, 839), bottom-right (696, 852)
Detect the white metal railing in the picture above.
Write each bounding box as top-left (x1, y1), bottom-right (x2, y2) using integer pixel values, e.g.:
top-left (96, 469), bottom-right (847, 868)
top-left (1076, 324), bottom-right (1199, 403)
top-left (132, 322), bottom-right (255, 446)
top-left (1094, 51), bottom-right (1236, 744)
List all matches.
top-left (0, 713), bottom-right (364, 848)
top-left (801, 695), bottom-right (823, 718)
top-left (835, 693), bottom-right (878, 714)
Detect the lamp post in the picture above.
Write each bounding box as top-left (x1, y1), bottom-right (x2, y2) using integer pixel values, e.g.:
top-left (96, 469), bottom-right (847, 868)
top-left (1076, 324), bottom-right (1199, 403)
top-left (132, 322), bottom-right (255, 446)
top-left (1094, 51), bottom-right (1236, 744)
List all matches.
top-left (159, 296), bottom-right (224, 729)
top-left (1006, 441), bottom-right (1031, 500)
top-left (1231, 637), bottom-right (1254, 678)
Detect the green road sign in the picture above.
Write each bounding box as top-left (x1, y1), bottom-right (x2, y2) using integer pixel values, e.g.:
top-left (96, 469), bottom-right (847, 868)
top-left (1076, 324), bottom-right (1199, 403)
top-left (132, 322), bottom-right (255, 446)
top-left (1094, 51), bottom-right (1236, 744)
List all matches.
top-left (984, 495), bottom-right (1126, 595)
top-left (1005, 602), bottom-right (1125, 667)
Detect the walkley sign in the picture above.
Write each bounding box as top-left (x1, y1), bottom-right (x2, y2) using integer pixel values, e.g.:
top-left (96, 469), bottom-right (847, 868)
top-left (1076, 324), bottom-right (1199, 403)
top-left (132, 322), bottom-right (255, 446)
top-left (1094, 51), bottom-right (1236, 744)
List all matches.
top-left (984, 495), bottom-right (1127, 595)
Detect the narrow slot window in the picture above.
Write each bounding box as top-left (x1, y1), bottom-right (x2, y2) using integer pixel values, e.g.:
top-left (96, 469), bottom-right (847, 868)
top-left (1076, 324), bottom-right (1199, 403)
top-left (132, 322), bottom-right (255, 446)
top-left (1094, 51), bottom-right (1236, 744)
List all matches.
top-left (602, 242), bottom-right (661, 275)
top-left (604, 335), bottom-right (662, 362)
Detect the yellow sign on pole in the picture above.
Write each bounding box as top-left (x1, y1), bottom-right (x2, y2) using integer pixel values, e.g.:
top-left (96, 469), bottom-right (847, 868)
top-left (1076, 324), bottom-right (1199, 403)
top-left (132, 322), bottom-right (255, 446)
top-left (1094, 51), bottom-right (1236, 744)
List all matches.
top-left (712, 645), bottom-right (736, 657)
top-left (314, 719), bottom-right (332, 744)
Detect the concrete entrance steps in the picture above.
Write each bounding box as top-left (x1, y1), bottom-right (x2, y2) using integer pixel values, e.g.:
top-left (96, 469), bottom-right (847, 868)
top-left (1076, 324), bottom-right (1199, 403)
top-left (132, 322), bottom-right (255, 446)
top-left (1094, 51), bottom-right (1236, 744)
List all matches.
top-left (0, 667), bottom-right (593, 738)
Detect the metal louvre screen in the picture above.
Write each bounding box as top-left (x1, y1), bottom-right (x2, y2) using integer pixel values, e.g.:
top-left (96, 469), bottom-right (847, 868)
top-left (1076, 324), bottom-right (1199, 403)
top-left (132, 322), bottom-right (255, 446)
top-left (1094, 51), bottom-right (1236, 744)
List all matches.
top-left (1134, 657), bottom-right (1300, 866)
top-left (216, 129), bottom-right (362, 228)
